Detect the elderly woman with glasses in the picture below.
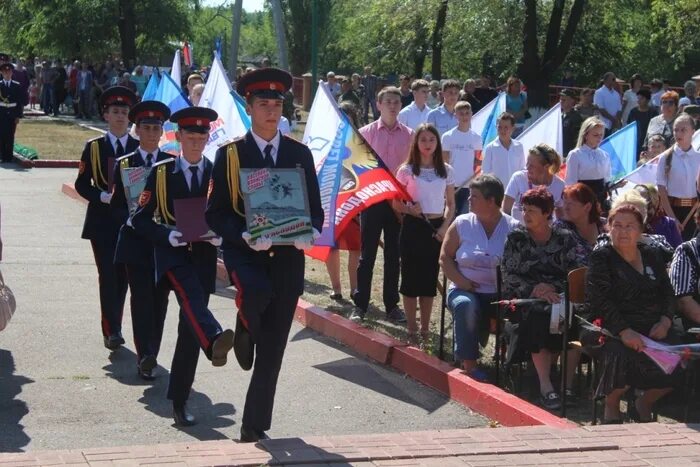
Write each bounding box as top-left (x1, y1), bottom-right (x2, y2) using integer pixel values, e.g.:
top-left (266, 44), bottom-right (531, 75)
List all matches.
top-left (644, 91), bottom-right (679, 149)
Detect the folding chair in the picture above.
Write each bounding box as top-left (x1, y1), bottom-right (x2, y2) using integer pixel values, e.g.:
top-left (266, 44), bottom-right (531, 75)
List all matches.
top-left (561, 267), bottom-right (587, 418)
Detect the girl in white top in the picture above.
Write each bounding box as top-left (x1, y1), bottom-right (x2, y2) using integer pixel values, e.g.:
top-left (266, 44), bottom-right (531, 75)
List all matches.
top-left (621, 74), bottom-right (642, 123)
top-left (481, 112), bottom-right (526, 187)
top-left (656, 114), bottom-right (700, 240)
top-left (394, 123), bottom-right (456, 345)
top-left (565, 117), bottom-right (612, 210)
top-left (503, 144), bottom-right (565, 222)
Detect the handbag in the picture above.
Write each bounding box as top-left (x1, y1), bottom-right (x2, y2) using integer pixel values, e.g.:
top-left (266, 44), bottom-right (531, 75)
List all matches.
top-left (0, 269), bottom-right (16, 331)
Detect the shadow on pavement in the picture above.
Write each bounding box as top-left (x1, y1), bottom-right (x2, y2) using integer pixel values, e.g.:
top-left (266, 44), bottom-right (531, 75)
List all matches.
top-left (258, 437), bottom-right (358, 465)
top-left (0, 349), bottom-right (34, 452)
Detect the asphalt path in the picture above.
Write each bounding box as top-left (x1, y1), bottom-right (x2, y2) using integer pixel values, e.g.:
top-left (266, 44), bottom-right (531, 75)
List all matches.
top-left (0, 166), bottom-right (486, 452)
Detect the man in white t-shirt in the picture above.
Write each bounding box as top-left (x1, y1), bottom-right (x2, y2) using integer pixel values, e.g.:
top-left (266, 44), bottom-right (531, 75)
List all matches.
top-left (398, 79), bottom-right (431, 130)
top-left (593, 72), bottom-right (622, 136)
top-left (441, 100), bottom-right (482, 214)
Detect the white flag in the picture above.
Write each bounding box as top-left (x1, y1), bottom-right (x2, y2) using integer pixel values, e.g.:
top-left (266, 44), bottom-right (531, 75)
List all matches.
top-left (170, 49), bottom-right (182, 89)
top-left (200, 56), bottom-right (251, 161)
top-left (516, 102), bottom-right (562, 156)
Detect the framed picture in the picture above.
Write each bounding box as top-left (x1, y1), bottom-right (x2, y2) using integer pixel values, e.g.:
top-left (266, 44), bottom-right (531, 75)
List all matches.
top-left (120, 166), bottom-right (151, 215)
top-left (240, 167), bottom-right (313, 245)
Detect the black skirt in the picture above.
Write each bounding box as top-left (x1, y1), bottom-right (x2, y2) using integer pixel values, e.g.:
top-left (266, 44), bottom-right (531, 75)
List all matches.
top-left (399, 215), bottom-right (442, 297)
top-left (502, 303), bottom-right (564, 365)
top-left (672, 205), bottom-right (696, 241)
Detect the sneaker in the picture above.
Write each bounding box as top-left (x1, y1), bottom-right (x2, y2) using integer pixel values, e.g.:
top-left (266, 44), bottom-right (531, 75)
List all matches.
top-left (349, 309), bottom-right (366, 322)
top-left (386, 307), bottom-right (407, 323)
top-left (540, 391), bottom-right (562, 410)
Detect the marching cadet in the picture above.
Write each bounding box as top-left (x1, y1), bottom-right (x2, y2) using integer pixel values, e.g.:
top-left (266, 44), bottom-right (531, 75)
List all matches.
top-left (131, 106), bottom-right (234, 426)
top-left (0, 60), bottom-right (22, 163)
top-left (110, 100), bottom-right (172, 380)
top-left (75, 86), bottom-right (138, 350)
top-left (206, 68), bottom-right (323, 442)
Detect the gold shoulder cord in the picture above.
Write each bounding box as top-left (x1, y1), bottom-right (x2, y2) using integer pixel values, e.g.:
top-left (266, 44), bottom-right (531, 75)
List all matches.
top-left (226, 144), bottom-right (244, 216)
top-left (156, 165), bottom-right (175, 224)
top-left (90, 141), bottom-right (107, 189)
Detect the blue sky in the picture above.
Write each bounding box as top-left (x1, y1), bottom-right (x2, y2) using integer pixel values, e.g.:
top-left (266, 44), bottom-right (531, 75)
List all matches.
top-left (201, 0), bottom-right (265, 12)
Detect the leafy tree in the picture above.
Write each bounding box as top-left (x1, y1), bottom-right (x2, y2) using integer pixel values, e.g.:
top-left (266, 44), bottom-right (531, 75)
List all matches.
top-left (279, 0), bottom-right (333, 76)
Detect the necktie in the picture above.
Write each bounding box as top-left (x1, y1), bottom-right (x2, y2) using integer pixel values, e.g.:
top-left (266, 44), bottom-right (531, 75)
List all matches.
top-left (263, 144), bottom-right (274, 168)
top-left (145, 153), bottom-right (153, 167)
top-left (115, 139), bottom-right (124, 157)
top-left (189, 166), bottom-right (200, 193)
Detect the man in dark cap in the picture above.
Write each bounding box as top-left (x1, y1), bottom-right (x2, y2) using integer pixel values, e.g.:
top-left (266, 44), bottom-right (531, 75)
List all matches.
top-left (75, 86), bottom-right (139, 349)
top-left (0, 62), bottom-right (22, 163)
top-left (132, 106), bottom-right (234, 426)
top-left (560, 88), bottom-right (583, 158)
top-left (206, 68), bottom-right (323, 442)
top-left (110, 100), bottom-right (172, 380)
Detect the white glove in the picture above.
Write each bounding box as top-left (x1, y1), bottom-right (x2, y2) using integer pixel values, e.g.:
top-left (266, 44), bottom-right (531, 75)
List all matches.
top-left (242, 231), bottom-right (272, 251)
top-left (293, 228), bottom-right (321, 252)
top-left (168, 230), bottom-right (187, 247)
top-left (100, 192), bottom-right (112, 204)
top-left (207, 236), bottom-right (223, 247)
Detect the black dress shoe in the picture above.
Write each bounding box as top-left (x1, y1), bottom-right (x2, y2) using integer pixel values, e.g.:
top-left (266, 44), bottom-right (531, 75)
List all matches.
top-left (210, 329), bottom-right (234, 367)
top-left (233, 316), bottom-right (254, 371)
top-left (137, 355), bottom-right (157, 381)
top-left (240, 426), bottom-right (269, 443)
top-left (173, 402), bottom-right (196, 426)
top-left (103, 333), bottom-right (125, 350)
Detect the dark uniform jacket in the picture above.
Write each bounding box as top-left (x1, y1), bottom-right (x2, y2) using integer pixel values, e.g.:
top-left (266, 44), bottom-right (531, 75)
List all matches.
top-left (562, 108), bottom-right (584, 159)
top-left (0, 80), bottom-right (22, 120)
top-left (110, 149), bottom-right (171, 265)
top-left (75, 134), bottom-right (139, 239)
top-left (131, 157), bottom-right (218, 294)
top-left (206, 131), bottom-right (324, 297)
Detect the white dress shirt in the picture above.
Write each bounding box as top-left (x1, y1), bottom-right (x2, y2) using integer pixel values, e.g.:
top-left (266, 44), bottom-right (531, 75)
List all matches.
top-left (137, 147), bottom-right (157, 166)
top-left (593, 85), bottom-right (622, 129)
top-left (398, 101), bottom-right (431, 130)
top-left (251, 130), bottom-right (281, 165)
top-left (107, 132), bottom-right (129, 154)
top-left (481, 137), bottom-right (526, 187)
top-left (656, 144), bottom-right (700, 198)
top-left (565, 144), bottom-right (611, 185)
top-left (179, 156), bottom-right (205, 191)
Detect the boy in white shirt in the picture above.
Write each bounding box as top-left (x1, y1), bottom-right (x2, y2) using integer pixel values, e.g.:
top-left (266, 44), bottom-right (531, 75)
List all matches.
top-left (441, 100), bottom-right (482, 214)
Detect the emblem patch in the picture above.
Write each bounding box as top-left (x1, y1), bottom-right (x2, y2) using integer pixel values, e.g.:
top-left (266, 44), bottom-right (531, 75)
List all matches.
top-left (138, 190), bottom-right (152, 207)
top-left (79, 160), bottom-right (86, 175)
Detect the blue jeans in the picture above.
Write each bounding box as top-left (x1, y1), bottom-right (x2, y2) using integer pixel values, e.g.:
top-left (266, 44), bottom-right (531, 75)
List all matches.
top-left (447, 288), bottom-right (495, 361)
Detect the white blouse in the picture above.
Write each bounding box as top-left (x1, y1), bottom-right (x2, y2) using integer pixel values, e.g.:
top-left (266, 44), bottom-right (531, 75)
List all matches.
top-left (452, 213), bottom-right (520, 293)
top-left (565, 144), bottom-right (611, 185)
top-left (396, 164), bottom-right (455, 215)
top-left (505, 170), bottom-right (565, 222)
top-left (656, 144), bottom-right (700, 198)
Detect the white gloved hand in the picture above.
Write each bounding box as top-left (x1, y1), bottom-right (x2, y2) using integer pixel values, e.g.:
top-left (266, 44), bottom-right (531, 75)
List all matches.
top-left (207, 236), bottom-right (223, 247)
top-left (242, 231), bottom-right (272, 251)
top-left (100, 191), bottom-right (112, 204)
top-left (293, 228), bottom-right (320, 252)
top-left (168, 230), bottom-right (187, 247)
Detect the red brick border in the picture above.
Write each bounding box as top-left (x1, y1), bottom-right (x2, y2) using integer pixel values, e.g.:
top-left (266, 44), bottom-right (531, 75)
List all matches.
top-left (14, 153), bottom-right (80, 168)
top-left (61, 182), bottom-right (575, 429)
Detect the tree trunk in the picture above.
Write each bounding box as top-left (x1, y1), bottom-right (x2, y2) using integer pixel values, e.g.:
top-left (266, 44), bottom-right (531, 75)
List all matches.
top-left (517, 0), bottom-right (586, 108)
top-left (117, 0), bottom-right (137, 64)
top-left (431, 0), bottom-right (448, 80)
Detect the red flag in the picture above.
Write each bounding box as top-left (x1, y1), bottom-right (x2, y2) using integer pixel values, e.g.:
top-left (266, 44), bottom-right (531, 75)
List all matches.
top-left (183, 42), bottom-right (192, 67)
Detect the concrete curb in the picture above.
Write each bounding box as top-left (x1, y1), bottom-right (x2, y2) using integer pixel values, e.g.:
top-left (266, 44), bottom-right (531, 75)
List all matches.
top-left (14, 153), bottom-right (80, 169)
top-left (61, 182), bottom-right (576, 429)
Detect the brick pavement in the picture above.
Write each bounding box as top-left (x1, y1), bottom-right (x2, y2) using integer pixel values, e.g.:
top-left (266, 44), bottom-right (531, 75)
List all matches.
top-left (1, 423), bottom-right (699, 466)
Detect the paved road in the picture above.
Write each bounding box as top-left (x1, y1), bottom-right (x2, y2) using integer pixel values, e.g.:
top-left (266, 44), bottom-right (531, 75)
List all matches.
top-left (0, 166), bottom-right (486, 452)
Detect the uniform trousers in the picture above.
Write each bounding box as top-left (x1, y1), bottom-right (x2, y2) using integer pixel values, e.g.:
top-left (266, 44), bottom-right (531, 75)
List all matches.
top-left (228, 255), bottom-right (301, 432)
top-left (124, 263), bottom-right (170, 360)
top-left (0, 116), bottom-right (17, 162)
top-left (354, 201), bottom-right (400, 312)
top-left (90, 237), bottom-right (128, 337)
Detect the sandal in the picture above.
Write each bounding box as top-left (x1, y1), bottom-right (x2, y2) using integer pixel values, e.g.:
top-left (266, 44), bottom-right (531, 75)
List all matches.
top-left (407, 332), bottom-right (419, 346)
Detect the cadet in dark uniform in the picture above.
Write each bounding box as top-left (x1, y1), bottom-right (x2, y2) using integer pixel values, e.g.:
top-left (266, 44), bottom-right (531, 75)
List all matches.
top-left (206, 68), bottom-right (324, 442)
top-left (0, 61), bottom-right (22, 163)
top-left (560, 88), bottom-right (584, 159)
top-left (132, 107), bottom-right (234, 426)
top-left (110, 100), bottom-right (172, 380)
top-left (75, 86), bottom-right (138, 350)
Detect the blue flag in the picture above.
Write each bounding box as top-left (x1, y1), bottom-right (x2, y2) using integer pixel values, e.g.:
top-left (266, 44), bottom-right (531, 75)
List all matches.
top-left (154, 72), bottom-right (192, 154)
top-left (600, 121), bottom-right (638, 180)
top-left (142, 71), bottom-right (160, 101)
top-left (230, 90), bottom-right (252, 130)
top-left (480, 92), bottom-right (506, 146)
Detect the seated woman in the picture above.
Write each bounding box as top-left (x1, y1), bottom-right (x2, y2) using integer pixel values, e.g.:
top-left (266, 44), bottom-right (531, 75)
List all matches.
top-left (441, 174), bottom-right (519, 380)
top-left (502, 187), bottom-right (585, 410)
top-left (670, 209), bottom-right (700, 330)
top-left (587, 203), bottom-right (683, 423)
top-left (502, 143), bottom-right (565, 222)
top-left (554, 183), bottom-right (605, 261)
top-left (633, 183), bottom-right (682, 249)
